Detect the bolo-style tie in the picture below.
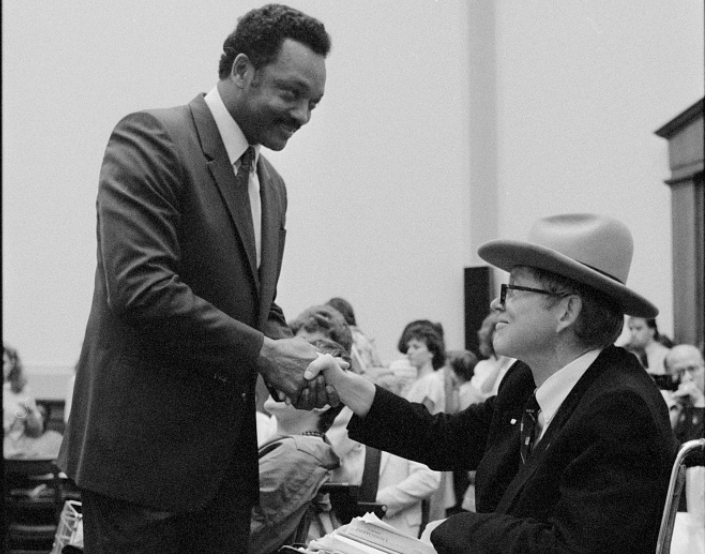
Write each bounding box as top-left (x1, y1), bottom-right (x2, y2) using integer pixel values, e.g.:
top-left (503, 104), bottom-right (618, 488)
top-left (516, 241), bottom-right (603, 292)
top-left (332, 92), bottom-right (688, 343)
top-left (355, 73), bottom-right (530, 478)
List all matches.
top-left (520, 393), bottom-right (540, 464)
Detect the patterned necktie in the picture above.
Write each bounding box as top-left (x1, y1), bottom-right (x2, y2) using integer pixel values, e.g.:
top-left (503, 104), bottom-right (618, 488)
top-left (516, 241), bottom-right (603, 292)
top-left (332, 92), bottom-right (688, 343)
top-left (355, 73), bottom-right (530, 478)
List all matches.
top-left (520, 393), bottom-right (540, 464)
top-left (236, 146), bottom-right (255, 189)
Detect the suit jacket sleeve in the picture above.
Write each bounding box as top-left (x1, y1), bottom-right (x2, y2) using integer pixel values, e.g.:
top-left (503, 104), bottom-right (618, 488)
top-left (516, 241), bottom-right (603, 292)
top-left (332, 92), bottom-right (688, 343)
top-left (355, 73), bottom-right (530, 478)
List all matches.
top-left (98, 111), bottom-right (265, 371)
top-left (348, 386), bottom-right (495, 472)
top-left (429, 386), bottom-right (675, 554)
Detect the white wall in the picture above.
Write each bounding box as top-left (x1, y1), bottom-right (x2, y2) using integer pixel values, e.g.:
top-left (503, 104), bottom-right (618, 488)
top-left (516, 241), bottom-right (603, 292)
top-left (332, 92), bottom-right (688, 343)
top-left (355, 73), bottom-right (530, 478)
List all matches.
top-left (493, 0), bottom-right (704, 344)
top-left (2, 0), bottom-right (703, 396)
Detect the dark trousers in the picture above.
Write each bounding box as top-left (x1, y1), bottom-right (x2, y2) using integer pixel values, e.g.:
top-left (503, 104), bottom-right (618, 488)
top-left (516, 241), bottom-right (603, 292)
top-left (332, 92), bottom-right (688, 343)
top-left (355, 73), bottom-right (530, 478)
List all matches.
top-left (81, 471), bottom-right (253, 554)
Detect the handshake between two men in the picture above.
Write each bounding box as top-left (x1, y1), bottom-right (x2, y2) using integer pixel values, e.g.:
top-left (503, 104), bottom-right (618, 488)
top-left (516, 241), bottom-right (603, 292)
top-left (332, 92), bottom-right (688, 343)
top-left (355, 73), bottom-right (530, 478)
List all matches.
top-left (257, 336), bottom-right (358, 411)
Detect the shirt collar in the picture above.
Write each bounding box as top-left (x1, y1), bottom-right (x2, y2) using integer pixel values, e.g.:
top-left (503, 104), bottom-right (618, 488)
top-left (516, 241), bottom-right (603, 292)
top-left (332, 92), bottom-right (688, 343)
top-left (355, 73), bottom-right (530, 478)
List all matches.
top-left (203, 86), bottom-right (259, 167)
top-left (535, 348), bottom-right (602, 432)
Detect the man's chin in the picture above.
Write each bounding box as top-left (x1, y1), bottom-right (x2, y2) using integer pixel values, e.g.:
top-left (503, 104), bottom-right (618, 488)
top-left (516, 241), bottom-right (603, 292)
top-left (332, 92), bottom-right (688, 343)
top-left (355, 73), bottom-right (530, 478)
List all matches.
top-left (260, 133), bottom-right (291, 151)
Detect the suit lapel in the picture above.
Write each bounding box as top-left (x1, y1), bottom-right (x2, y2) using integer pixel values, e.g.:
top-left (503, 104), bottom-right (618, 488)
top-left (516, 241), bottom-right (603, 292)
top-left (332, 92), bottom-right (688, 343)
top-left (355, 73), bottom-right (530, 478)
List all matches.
top-left (189, 95), bottom-right (259, 287)
top-left (495, 350), bottom-right (611, 513)
top-left (256, 159), bottom-right (283, 327)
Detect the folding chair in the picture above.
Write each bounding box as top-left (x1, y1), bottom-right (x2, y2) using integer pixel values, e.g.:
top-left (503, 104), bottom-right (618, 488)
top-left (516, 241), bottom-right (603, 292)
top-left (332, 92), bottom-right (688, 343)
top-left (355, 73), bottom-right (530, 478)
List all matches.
top-left (656, 438), bottom-right (705, 554)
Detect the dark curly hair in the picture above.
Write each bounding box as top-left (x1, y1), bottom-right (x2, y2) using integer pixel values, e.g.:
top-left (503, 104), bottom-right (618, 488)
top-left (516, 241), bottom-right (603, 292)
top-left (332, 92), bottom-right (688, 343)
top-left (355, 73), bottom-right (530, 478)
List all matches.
top-left (218, 4), bottom-right (331, 79)
top-left (398, 320), bottom-right (446, 370)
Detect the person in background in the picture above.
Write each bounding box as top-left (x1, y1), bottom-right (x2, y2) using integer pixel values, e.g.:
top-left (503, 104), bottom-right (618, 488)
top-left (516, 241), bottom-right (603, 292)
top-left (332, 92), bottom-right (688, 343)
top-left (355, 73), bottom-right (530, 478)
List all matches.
top-left (400, 320), bottom-right (456, 521)
top-left (664, 344), bottom-right (704, 451)
top-left (626, 316), bottom-right (670, 375)
top-left (446, 350), bottom-right (480, 514)
top-left (375, 449), bottom-right (441, 538)
top-left (250, 338), bottom-right (349, 554)
top-left (290, 305), bottom-right (363, 493)
top-left (309, 213), bottom-right (676, 554)
top-left (57, 5), bottom-right (335, 552)
top-left (401, 320), bottom-right (447, 413)
top-left (448, 350), bottom-right (480, 411)
top-left (385, 319), bottom-right (442, 398)
top-left (290, 304), bottom-right (353, 354)
top-left (4, 345), bottom-right (63, 459)
top-left (467, 311), bottom-right (516, 402)
top-left (326, 297), bottom-right (383, 376)
top-left (662, 343), bottom-right (705, 548)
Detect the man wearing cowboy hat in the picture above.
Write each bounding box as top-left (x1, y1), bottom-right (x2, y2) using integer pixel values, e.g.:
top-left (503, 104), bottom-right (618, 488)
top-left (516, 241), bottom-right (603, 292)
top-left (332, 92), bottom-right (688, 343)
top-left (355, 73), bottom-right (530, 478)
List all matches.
top-left (306, 213), bottom-right (677, 554)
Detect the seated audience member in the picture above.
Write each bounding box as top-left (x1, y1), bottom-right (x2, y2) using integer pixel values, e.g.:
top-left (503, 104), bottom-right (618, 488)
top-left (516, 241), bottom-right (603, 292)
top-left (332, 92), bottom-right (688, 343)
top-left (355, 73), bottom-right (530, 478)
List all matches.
top-left (400, 320), bottom-right (456, 521)
top-left (402, 320), bottom-right (447, 413)
top-left (309, 213), bottom-right (676, 554)
top-left (375, 450), bottom-right (441, 538)
top-left (326, 297), bottom-right (383, 375)
top-left (290, 304), bottom-right (353, 354)
top-left (662, 344), bottom-right (705, 552)
top-left (290, 305), bottom-right (362, 489)
top-left (467, 311), bottom-right (516, 401)
top-left (4, 344), bottom-right (63, 459)
top-left (386, 319), bottom-right (442, 397)
top-left (665, 344), bottom-right (705, 444)
top-left (250, 338), bottom-right (349, 554)
top-left (625, 316), bottom-right (670, 375)
top-left (448, 350), bottom-right (480, 411)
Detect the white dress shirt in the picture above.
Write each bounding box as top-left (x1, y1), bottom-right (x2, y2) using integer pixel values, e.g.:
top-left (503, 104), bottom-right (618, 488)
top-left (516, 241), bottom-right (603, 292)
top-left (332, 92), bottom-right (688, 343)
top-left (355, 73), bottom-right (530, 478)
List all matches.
top-left (204, 87), bottom-right (262, 267)
top-left (534, 349), bottom-right (602, 442)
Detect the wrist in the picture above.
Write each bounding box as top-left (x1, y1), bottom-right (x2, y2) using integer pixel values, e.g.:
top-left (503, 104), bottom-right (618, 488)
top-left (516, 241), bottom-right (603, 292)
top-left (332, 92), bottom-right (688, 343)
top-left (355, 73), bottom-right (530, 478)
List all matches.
top-left (257, 337), bottom-right (276, 376)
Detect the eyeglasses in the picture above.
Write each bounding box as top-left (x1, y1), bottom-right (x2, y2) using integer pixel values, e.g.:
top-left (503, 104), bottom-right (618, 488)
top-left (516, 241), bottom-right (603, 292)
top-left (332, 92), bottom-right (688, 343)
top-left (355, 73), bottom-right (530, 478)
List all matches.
top-left (499, 284), bottom-right (554, 306)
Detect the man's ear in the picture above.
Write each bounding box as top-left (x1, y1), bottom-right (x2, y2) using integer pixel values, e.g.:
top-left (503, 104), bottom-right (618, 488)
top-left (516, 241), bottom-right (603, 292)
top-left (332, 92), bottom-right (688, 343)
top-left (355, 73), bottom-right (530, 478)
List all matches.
top-left (230, 53), bottom-right (252, 87)
top-left (556, 295), bottom-right (582, 333)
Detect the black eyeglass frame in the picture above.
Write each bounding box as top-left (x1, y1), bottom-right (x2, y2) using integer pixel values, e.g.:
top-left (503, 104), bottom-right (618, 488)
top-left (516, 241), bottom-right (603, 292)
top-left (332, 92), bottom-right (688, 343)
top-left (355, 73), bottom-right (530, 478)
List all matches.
top-left (499, 284), bottom-right (554, 306)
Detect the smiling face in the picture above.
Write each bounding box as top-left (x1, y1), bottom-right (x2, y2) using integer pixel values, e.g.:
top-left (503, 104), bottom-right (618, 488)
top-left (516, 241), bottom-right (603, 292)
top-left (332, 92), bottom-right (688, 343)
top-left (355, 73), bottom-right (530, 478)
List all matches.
top-left (490, 267), bottom-right (564, 363)
top-left (228, 38), bottom-right (326, 151)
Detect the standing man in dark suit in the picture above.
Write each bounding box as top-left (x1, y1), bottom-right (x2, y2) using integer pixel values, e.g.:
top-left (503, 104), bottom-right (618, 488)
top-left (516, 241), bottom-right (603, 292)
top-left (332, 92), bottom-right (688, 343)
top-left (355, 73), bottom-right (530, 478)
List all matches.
top-left (58, 5), bottom-right (335, 553)
top-left (309, 214), bottom-right (677, 554)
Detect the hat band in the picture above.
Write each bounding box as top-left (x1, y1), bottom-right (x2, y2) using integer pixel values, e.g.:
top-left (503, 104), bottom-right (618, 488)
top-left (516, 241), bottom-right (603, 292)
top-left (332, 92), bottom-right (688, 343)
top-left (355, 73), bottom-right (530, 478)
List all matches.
top-left (579, 261), bottom-right (624, 284)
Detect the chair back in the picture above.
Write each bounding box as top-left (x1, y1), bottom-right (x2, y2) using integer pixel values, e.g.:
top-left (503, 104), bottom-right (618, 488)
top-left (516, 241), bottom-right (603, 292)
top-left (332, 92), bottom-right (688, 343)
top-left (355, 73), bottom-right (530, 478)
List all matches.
top-left (656, 438), bottom-right (705, 554)
top-left (4, 457), bottom-right (65, 552)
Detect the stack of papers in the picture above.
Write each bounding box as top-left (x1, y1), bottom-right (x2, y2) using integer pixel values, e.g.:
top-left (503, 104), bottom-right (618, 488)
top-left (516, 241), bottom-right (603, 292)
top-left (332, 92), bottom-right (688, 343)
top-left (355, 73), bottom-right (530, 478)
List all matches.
top-left (308, 512), bottom-right (437, 554)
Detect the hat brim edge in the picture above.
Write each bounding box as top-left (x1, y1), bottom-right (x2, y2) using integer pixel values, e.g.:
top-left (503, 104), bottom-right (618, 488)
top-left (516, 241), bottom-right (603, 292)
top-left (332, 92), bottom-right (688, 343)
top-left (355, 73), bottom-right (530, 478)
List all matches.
top-left (478, 240), bottom-right (658, 319)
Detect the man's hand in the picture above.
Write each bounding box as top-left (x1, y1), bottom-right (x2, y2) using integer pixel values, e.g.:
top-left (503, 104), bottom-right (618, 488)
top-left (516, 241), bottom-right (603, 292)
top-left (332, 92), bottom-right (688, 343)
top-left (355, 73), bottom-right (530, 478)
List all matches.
top-left (304, 353), bottom-right (347, 384)
top-left (257, 337), bottom-right (340, 410)
top-left (673, 380), bottom-right (705, 408)
top-left (305, 353), bottom-right (374, 417)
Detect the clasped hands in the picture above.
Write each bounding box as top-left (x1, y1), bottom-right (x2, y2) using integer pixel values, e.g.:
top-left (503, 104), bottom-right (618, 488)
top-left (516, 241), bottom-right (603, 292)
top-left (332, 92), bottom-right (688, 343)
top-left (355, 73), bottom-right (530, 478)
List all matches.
top-left (259, 336), bottom-right (349, 411)
top-left (289, 353), bottom-right (349, 410)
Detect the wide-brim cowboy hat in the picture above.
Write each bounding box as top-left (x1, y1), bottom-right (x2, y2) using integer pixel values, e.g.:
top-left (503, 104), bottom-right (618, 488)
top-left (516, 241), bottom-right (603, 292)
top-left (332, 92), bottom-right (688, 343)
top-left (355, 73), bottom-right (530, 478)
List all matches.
top-left (477, 213), bottom-right (658, 318)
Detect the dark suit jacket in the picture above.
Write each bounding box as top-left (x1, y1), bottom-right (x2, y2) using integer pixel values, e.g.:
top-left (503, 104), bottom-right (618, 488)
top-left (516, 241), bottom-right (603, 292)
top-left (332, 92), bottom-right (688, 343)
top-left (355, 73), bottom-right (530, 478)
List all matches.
top-left (348, 346), bottom-right (677, 554)
top-left (58, 95), bottom-right (292, 511)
